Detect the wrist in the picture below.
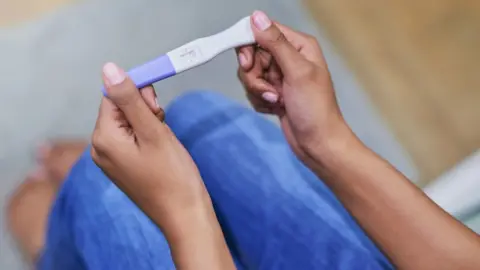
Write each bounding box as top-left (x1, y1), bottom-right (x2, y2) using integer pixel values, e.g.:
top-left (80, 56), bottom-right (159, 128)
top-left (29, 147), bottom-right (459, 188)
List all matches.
top-left (163, 202), bottom-right (215, 236)
top-left (159, 195), bottom-right (234, 270)
top-left (158, 190), bottom-right (217, 235)
top-left (134, 181), bottom-right (215, 231)
top-left (300, 120), bottom-right (362, 172)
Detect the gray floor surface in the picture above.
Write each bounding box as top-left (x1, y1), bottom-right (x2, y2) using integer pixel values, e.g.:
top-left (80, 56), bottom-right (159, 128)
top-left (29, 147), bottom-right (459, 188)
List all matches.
top-left (0, 0), bottom-right (417, 268)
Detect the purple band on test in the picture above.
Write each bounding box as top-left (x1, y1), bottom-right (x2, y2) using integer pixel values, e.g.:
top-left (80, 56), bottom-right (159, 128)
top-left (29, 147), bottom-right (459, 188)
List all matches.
top-left (102, 55), bottom-right (176, 96)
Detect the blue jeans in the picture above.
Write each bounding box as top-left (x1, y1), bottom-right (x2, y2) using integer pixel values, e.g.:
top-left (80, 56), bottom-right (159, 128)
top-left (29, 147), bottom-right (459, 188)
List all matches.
top-left (38, 90), bottom-right (392, 270)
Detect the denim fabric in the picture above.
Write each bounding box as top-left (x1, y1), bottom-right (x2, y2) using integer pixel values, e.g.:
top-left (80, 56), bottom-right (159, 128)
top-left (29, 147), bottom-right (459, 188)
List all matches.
top-left (38, 90), bottom-right (392, 270)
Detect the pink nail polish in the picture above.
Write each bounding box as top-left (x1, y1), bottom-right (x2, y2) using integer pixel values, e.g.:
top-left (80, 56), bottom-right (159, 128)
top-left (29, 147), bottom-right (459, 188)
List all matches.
top-left (238, 53), bottom-right (247, 67)
top-left (262, 92), bottom-right (278, 103)
top-left (103, 62), bottom-right (126, 86)
top-left (253, 11), bottom-right (272, 31)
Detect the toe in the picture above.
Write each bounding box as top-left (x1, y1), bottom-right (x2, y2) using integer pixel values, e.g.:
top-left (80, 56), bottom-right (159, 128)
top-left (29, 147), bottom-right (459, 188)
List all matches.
top-left (37, 140), bottom-right (88, 182)
top-left (36, 143), bottom-right (52, 162)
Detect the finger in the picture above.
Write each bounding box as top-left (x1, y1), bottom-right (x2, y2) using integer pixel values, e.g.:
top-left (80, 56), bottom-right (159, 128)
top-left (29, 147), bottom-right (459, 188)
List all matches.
top-left (139, 85), bottom-right (165, 122)
top-left (155, 109), bottom-right (165, 122)
top-left (97, 97), bottom-right (133, 133)
top-left (92, 97), bottom-right (124, 155)
top-left (274, 22), bottom-right (309, 50)
top-left (252, 50), bottom-right (280, 103)
top-left (246, 92), bottom-right (272, 114)
top-left (265, 62), bottom-right (283, 88)
top-left (250, 11), bottom-right (305, 75)
top-left (103, 62), bottom-right (162, 141)
top-left (96, 96), bottom-right (118, 126)
top-left (238, 62), bottom-right (278, 104)
top-left (256, 48), bottom-right (273, 70)
top-left (235, 45), bottom-right (255, 71)
top-left (255, 48), bottom-right (284, 91)
top-left (247, 91), bottom-right (285, 115)
top-left (275, 22), bottom-right (325, 64)
top-left (139, 85), bottom-right (161, 115)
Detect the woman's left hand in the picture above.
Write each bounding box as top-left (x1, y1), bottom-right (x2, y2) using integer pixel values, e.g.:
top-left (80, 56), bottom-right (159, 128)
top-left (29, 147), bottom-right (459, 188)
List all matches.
top-left (91, 62), bottom-right (209, 229)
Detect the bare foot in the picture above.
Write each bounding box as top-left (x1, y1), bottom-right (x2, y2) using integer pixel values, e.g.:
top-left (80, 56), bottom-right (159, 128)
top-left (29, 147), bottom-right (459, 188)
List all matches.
top-left (6, 140), bottom-right (88, 262)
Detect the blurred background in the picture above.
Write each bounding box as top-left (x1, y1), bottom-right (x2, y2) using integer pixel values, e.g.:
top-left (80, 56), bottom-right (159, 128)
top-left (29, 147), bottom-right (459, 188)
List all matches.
top-left (0, 0), bottom-right (478, 268)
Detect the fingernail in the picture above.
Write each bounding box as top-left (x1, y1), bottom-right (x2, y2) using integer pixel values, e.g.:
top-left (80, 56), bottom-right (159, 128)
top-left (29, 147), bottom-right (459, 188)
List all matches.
top-left (253, 11), bottom-right (272, 31)
top-left (103, 62), bottom-right (126, 87)
top-left (262, 92), bottom-right (278, 103)
top-left (238, 52), bottom-right (247, 67)
top-left (152, 90), bottom-right (160, 108)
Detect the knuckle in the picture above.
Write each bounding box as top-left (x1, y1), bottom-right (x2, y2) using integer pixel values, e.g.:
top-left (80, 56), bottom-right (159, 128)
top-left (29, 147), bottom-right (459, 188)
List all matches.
top-left (151, 127), bottom-right (164, 143)
top-left (90, 147), bottom-right (102, 165)
top-left (116, 90), bottom-right (139, 107)
top-left (242, 76), bottom-right (255, 90)
top-left (109, 82), bottom-right (139, 107)
top-left (245, 80), bottom-right (255, 91)
top-left (91, 130), bottom-right (110, 155)
top-left (142, 125), bottom-right (165, 145)
top-left (272, 32), bottom-right (288, 47)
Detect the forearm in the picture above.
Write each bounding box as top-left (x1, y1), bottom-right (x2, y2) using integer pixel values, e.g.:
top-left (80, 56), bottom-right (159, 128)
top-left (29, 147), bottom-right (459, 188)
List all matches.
top-left (163, 198), bottom-right (235, 270)
top-left (308, 127), bottom-right (480, 269)
top-left (136, 189), bottom-right (235, 270)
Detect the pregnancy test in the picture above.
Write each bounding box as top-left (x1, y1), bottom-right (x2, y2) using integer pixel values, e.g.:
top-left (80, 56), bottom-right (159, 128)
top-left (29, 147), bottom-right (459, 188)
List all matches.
top-left (102, 16), bottom-right (255, 95)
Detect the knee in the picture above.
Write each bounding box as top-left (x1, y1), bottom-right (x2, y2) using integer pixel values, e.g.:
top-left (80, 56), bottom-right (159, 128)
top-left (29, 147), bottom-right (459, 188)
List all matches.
top-left (58, 148), bottom-right (114, 204)
top-left (165, 90), bottom-right (244, 138)
top-left (165, 90), bottom-right (234, 120)
top-left (55, 148), bottom-right (136, 222)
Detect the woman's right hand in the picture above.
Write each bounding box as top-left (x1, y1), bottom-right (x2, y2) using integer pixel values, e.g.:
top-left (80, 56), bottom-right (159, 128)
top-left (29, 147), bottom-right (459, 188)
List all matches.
top-left (91, 63), bottom-right (236, 269)
top-left (237, 11), bottom-right (352, 164)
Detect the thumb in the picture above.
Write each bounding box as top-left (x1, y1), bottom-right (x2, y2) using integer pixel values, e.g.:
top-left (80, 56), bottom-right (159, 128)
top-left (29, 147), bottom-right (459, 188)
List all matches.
top-left (103, 62), bottom-right (161, 141)
top-left (251, 11), bottom-right (303, 75)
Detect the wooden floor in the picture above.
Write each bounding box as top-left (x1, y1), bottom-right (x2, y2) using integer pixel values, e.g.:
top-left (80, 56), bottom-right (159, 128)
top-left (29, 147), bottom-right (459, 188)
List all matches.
top-left (305, 0), bottom-right (480, 185)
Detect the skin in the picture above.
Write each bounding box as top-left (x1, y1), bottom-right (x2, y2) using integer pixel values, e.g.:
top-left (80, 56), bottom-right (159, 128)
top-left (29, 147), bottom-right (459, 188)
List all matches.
top-left (91, 63), bottom-right (235, 270)
top-left (7, 10), bottom-right (480, 270)
top-left (236, 10), bottom-right (480, 270)
top-left (7, 141), bottom-right (87, 262)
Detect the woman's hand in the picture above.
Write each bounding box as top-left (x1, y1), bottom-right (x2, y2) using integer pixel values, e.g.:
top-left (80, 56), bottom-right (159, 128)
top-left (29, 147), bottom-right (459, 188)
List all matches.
top-left (91, 63), bottom-right (209, 227)
top-left (237, 13), bottom-right (480, 270)
top-left (91, 63), bottom-right (235, 270)
top-left (237, 11), bottom-right (351, 164)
